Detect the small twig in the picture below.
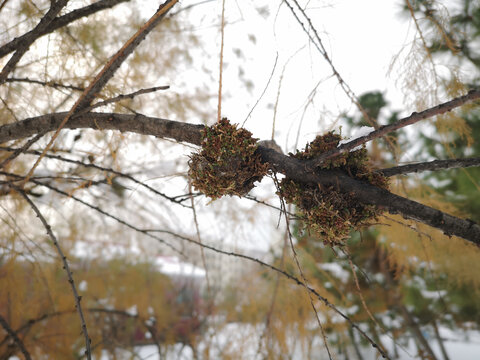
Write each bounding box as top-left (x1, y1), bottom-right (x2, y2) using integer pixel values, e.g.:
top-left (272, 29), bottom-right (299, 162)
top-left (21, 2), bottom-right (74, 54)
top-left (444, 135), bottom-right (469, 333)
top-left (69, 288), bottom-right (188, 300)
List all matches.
top-left (21, 0), bottom-right (179, 187)
top-left (2, 171), bottom-right (185, 256)
top-left (310, 89), bottom-right (480, 168)
top-left (242, 53), bottom-right (278, 127)
top-left (5, 77), bottom-right (85, 91)
top-left (74, 85), bottom-right (170, 116)
top-left (188, 181), bottom-right (211, 294)
top-left (0, 146), bottom-right (191, 208)
top-left (0, 133), bottom-right (45, 169)
top-left (155, 226), bottom-right (389, 358)
top-left (0, 0), bottom-right (130, 59)
top-left (274, 174), bottom-right (333, 360)
top-left (0, 314), bottom-right (32, 360)
top-left (378, 157), bottom-right (480, 177)
top-left (13, 188), bottom-right (92, 360)
top-left (0, 0), bottom-right (69, 84)
top-left (217, 0), bottom-right (226, 122)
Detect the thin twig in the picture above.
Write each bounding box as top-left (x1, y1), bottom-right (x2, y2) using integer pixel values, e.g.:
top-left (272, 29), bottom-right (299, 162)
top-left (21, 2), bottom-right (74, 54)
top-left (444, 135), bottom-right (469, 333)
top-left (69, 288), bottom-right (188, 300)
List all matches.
top-left (0, 0), bottom-right (69, 84)
top-left (0, 314), bottom-right (32, 360)
top-left (0, 0), bottom-right (130, 58)
top-left (0, 146), bottom-right (191, 208)
top-left (242, 53), bottom-right (278, 127)
top-left (283, 0), bottom-right (378, 130)
top-left (5, 77), bottom-right (85, 91)
top-left (74, 85), bottom-right (170, 115)
top-left (0, 133), bottom-right (45, 169)
top-left (21, 0), bottom-right (179, 187)
top-left (2, 171), bottom-right (185, 256)
top-left (217, 0), bottom-right (226, 122)
top-left (378, 157), bottom-right (480, 177)
top-left (310, 89), bottom-right (480, 168)
top-left (188, 181), bottom-right (211, 294)
top-left (13, 188), bottom-right (92, 360)
top-left (274, 174), bottom-right (333, 360)
top-left (154, 226), bottom-right (390, 359)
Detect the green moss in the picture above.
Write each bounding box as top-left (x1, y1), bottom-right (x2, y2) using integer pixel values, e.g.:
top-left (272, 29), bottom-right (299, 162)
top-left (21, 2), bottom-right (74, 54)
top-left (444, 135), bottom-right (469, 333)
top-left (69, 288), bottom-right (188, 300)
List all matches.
top-left (188, 118), bottom-right (269, 200)
top-left (279, 131), bottom-right (389, 247)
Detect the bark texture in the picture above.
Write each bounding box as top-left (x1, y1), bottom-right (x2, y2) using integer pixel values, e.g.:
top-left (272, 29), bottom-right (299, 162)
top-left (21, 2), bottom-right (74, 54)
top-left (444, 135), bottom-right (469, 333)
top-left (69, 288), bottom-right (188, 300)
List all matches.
top-left (0, 112), bottom-right (479, 244)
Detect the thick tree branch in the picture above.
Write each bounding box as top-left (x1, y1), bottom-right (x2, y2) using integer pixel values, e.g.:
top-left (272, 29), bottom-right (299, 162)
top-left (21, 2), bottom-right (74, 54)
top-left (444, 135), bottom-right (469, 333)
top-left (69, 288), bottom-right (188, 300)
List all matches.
top-left (0, 112), bottom-right (479, 244)
top-left (310, 89), bottom-right (480, 168)
top-left (0, 0), bottom-right (131, 59)
top-left (378, 157), bottom-right (480, 176)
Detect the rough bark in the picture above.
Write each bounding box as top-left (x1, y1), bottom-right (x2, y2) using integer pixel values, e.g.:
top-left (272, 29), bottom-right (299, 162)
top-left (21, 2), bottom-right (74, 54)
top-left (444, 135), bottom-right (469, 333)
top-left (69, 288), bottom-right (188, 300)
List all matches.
top-left (0, 112), bottom-right (479, 245)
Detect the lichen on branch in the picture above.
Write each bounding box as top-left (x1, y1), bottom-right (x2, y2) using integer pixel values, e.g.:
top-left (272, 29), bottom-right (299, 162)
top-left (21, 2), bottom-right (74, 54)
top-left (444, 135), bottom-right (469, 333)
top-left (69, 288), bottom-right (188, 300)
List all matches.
top-left (278, 131), bottom-right (389, 247)
top-left (188, 118), bottom-right (268, 200)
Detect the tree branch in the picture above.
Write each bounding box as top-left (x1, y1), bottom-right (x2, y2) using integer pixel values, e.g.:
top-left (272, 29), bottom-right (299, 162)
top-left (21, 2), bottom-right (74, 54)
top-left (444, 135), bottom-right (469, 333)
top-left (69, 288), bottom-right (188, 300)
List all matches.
top-left (0, 0), bottom-right (131, 59)
top-left (378, 157), bottom-right (480, 176)
top-left (13, 187), bottom-right (92, 360)
top-left (0, 111), bottom-right (479, 244)
top-left (0, 314), bottom-right (32, 360)
top-left (310, 89), bottom-right (480, 168)
top-left (0, 0), bottom-right (69, 84)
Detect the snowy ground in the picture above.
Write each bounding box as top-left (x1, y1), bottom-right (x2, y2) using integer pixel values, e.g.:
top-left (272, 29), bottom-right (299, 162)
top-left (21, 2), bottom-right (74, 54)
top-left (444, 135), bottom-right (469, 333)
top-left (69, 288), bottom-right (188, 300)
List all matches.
top-left (95, 323), bottom-right (480, 360)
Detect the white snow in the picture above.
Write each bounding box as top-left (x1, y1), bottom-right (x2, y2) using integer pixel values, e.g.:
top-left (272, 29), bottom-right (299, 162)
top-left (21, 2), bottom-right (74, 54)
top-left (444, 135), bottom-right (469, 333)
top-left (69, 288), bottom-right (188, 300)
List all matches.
top-left (338, 126), bottom-right (376, 151)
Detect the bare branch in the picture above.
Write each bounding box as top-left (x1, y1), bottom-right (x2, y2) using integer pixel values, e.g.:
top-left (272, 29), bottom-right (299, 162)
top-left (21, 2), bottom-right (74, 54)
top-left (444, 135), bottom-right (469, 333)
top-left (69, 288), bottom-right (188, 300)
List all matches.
top-left (1, 111), bottom-right (479, 243)
top-left (310, 89), bottom-right (480, 168)
top-left (5, 77), bottom-right (84, 91)
top-left (20, 0), bottom-right (179, 185)
top-left (13, 187), bottom-right (92, 360)
top-left (75, 0), bottom-right (179, 110)
top-left (0, 133), bottom-right (45, 169)
top-left (0, 0), bottom-right (131, 59)
top-left (378, 157), bottom-right (480, 177)
top-left (76, 85), bottom-right (170, 115)
top-left (0, 112), bottom-right (204, 145)
top-left (259, 147), bottom-right (480, 245)
top-left (0, 314), bottom-right (32, 360)
top-left (0, 0), bottom-right (69, 84)
top-left (0, 146), bottom-right (191, 207)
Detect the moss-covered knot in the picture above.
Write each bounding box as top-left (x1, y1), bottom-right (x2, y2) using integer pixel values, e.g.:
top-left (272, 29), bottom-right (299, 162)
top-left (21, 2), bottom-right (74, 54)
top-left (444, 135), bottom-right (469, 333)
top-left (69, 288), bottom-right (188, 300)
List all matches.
top-left (188, 118), bottom-right (269, 200)
top-left (278, 131), bottom-right (389, 247)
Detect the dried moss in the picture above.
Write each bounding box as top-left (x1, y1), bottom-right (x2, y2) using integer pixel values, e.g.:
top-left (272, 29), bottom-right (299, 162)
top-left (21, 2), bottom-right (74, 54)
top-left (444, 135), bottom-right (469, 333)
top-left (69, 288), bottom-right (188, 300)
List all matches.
top-left (279, 131), bottom-right (389, 247)
top-left (188, 118), bottom-right (269, 200)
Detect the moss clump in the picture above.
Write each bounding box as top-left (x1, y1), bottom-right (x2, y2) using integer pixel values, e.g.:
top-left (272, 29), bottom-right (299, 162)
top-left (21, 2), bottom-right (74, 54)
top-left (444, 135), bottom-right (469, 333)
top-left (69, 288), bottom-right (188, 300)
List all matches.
top-left (279, 131), bottom-right (389, 247)
top-left (188, 118), bottom-right (269, 200)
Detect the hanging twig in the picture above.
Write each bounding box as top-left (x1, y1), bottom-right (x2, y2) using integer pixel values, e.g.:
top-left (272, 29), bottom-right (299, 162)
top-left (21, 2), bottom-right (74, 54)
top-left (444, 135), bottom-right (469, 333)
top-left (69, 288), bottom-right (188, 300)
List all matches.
top-left (13, 188), bottom-right (92, 360)
top-left (274, 174), bottom-right (334, 360)
top-left (151, 225), bottom-right (390, 359)
top-left (217, 0), bottom-right (226, 122)
top-left (2, 171), bottom-right (185, 256)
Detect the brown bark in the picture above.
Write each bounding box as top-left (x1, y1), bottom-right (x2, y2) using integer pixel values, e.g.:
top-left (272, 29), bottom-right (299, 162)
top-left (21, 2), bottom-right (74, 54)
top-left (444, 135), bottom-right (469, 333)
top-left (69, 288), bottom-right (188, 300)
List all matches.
top-left (0, 111), bottom-right (479, 245)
